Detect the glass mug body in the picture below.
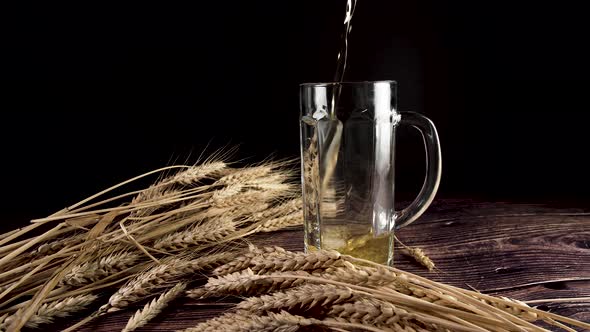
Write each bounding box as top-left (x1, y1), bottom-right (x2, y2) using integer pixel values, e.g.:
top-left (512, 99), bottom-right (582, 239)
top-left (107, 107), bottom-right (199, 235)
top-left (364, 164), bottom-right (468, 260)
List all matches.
top-left (299, 81), bottom-right (441, 265)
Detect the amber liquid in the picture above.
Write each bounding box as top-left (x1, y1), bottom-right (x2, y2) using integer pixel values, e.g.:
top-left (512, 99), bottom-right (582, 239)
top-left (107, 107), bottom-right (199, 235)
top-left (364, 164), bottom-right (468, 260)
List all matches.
top-left (309, 223), bottom-right (393, 265)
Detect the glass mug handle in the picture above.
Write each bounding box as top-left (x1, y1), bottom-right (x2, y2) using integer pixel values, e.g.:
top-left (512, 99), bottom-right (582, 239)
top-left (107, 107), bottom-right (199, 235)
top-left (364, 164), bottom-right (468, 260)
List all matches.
top-left (393, 111), bottom-right (442, 230)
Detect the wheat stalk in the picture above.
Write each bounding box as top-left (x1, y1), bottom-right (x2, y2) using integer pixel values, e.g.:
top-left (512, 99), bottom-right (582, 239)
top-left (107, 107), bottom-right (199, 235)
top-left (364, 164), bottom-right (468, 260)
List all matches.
top-left (122, 282), bottom-right (187, 332)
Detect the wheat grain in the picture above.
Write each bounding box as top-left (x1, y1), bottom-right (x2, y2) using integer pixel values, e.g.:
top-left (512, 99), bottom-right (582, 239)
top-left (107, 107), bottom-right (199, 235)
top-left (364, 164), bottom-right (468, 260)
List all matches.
top-left (235, 283), bottom-right (356, 314)
top-left (122, 282), bottom-right (187, 332)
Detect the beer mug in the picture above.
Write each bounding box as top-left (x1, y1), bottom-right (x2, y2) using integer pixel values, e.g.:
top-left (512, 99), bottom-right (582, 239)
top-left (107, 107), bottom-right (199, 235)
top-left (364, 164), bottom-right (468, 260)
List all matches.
top-left (300, 81), bottom-right (441, 265)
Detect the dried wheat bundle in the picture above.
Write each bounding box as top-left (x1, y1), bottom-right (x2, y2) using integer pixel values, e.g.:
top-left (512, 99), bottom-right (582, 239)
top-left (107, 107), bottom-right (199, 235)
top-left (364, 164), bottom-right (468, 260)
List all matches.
top-left (185, 246), bottom-right (590, 332)
top-left (0, 153), bottom-right (304, 332)
top-left (0, 150), bottom-right (586, 332)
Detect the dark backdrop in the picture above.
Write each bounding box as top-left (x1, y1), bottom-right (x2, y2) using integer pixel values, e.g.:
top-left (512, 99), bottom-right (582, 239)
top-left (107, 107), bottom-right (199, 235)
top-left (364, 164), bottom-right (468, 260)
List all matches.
top-left (1, 1), bottom-right (589, 224)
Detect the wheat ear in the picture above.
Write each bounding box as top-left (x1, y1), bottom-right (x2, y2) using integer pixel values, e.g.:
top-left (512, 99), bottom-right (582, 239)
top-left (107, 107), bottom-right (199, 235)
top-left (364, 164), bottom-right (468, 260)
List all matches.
top-left (235, 283), bottom-right (356, 314)
top-left (210, 191), bottom-right (276, 209)
top-left (23, 237), bottom-right (85, 261)
top-left (170, 161), bottom-right (228, 185)
top-left (253, 198), bottom-right (302, 220)
top-left (480, 296), bottom-right (538, 322)
top-left (122, 282), bottom-right (187, 332)
top-left (4, 294), bottom-right (97, 329)
top-left (216, 166), bottom-right (273, 185)
top-left (320, 261), bottom-right (398, 286)
top-left (107, 253), bottom-right (232, 311)
top-left (256, 211), bottom-right (303, 233)
top-left (181, 310), bottom-right (385, 332)
top-left (186, 269), bottom-right (309, 299)
top-left (131, 161), bottom-right (227, 216)
top-left (394, 235), bottom-right (435, 272)
top-left (330, 298), bottom-right (482, 332)
top-left (329, 299), bottom-right (416, 331)
top-left (213, 246), bottom-right (289, 276)
top-left (153, 218), bottom-right (236, 251)
top-left (247, 247), bottom-right (345, 273)
top-left (60, 251), bottom-right (140, 287)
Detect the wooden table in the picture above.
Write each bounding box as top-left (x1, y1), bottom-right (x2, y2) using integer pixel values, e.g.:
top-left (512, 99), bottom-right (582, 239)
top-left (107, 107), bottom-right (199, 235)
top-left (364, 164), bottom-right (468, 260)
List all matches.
top-left (68, 199), bottom-right (590, 331)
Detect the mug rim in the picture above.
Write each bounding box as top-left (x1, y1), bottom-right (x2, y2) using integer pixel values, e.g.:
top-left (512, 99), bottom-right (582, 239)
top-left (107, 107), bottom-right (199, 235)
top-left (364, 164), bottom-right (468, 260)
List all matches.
top-left (300, 80), bottom-right (397, 87)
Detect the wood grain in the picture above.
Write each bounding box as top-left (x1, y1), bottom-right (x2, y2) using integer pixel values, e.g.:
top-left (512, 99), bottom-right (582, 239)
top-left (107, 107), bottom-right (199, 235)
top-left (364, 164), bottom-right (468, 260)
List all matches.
top-left (48, 199), bottom-right (590, 331)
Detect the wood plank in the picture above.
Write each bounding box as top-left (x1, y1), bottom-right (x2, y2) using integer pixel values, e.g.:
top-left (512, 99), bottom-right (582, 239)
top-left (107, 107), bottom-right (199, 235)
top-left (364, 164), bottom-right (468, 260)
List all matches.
top-left (44, 200), bottom-right (590, 330)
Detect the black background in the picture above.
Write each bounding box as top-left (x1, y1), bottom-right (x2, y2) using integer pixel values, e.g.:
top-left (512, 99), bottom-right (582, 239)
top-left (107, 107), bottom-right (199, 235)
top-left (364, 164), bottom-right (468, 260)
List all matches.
top-left (1, 1), bottom-right (589, 224)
